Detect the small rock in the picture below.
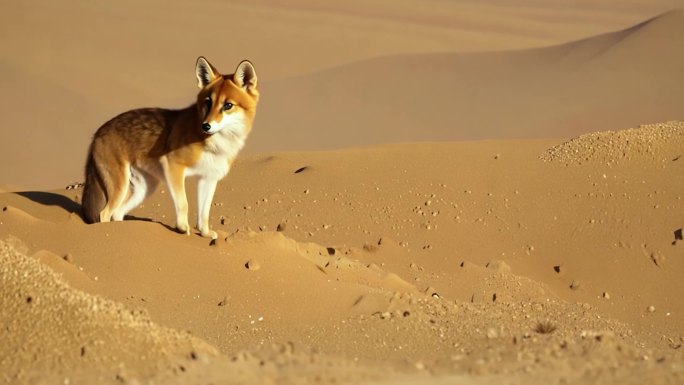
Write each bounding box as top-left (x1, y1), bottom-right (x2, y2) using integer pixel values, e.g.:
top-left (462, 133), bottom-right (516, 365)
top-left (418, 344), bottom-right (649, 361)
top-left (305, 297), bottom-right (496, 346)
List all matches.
top-left (276, 223), bottom-right (287, 232)
top-left (570, 281), bottom-right (581, 290)
top-left (245, 259), bottom-right (261, 271)
top-left (647, 305), bottom-right (656, 313)
top-left (602, 292), bottom-right (610, 300)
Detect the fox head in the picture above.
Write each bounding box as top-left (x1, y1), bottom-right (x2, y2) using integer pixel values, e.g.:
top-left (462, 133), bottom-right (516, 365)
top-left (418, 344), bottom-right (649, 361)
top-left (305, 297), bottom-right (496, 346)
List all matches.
top-left (195, 57), bottom-right (259, 137)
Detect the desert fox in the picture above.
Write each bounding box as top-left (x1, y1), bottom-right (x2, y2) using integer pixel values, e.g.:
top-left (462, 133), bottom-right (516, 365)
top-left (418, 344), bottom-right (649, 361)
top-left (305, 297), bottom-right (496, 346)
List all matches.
top-left (82, 57), bottom-right (259, 239)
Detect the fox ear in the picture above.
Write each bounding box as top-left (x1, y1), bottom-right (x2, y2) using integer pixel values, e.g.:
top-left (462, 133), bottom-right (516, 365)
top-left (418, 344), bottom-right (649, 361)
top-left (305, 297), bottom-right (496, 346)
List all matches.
top-left (196, 57), bottom-right (219, 88)
top-left (233, 60), bottom-right (257, 92)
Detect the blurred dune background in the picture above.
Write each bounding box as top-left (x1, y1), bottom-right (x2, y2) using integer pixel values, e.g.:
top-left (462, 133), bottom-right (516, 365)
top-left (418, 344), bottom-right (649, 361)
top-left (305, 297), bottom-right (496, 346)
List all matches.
top-left (0, 0), bottom-right (682, 189)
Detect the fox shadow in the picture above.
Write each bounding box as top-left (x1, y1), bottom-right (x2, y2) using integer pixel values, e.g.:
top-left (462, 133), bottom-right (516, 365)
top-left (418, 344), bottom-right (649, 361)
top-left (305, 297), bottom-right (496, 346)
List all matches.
top-left (15, 191), bottom-right (176, 232)
top-left (16, 191), bottom-right (81, 215)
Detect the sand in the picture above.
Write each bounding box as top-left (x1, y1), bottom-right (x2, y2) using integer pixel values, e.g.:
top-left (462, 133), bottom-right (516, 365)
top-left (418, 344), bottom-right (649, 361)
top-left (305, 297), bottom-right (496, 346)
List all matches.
top-left (1, 1), bottom-right (683, 384)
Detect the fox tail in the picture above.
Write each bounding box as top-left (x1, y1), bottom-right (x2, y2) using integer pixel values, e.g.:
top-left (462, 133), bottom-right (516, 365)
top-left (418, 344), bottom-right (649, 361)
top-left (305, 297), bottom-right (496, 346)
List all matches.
top-left (81, 152), bottom-right (106, 224)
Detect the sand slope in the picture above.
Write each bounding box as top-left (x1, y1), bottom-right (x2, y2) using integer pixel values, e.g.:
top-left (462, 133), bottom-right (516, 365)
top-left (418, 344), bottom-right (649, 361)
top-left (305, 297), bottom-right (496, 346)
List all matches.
top-left (1, 121), bottom-right (682, 384)
top-left (252, 10), bottom-right (684, 152)
top-left (0, 238), bottom-right (225, 384)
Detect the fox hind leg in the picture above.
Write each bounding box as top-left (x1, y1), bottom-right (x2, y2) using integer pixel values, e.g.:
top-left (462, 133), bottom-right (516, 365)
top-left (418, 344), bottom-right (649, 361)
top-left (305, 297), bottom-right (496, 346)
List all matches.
top-left (98, 161), bottom-right (131, 222)
top-left (112, 167), bottom-right (159, 221)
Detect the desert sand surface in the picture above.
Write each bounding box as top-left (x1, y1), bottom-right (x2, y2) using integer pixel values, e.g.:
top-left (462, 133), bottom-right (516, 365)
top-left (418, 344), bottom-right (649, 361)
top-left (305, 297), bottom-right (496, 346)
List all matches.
top-left (1, 1), bottom-right (684, 384)
top-left (2, 121), bottom-right (683, 384)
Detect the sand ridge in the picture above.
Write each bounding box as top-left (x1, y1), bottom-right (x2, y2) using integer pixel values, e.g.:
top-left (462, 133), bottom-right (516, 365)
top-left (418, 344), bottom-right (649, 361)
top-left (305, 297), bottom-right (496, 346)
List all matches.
top-left (541, 120), bottom-right (684, 165)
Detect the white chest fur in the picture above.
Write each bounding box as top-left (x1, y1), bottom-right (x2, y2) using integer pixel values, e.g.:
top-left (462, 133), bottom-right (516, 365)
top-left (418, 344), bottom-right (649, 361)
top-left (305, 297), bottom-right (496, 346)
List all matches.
top-left (187, 129), bottom-right (246, 180)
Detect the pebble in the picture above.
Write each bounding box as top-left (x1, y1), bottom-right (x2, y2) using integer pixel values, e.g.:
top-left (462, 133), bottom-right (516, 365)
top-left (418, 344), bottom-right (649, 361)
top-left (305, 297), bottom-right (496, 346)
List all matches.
top-left (245, 259), bottom-right (261, 271)
top-left (647, 305), bottom-right (656, 313)
top-left (602, 292), bottom-right (610, 300)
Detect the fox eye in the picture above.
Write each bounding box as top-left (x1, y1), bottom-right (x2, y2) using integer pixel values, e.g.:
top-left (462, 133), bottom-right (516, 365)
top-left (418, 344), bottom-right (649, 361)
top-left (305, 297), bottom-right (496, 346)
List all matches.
top-left (204, 97), bottom-right (212, 110)
top-left (223, 102), bottom-right (234, 111)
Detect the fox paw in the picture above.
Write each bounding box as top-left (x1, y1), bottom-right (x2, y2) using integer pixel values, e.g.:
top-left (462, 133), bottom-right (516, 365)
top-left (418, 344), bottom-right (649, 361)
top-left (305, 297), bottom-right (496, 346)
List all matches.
top-left (199, 228), bottom-right (218, 240)
top-left (176, 223), bottom-right (190, 235)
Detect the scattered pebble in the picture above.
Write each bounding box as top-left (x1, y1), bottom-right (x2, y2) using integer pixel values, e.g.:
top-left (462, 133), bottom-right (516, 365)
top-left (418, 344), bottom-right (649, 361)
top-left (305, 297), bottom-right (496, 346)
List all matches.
top-left (602, 292), bottom-right (611, 300)
top-left (647, 305), bottom-right (656, 313)
top-left (245, 259), bottom-right (261, 271)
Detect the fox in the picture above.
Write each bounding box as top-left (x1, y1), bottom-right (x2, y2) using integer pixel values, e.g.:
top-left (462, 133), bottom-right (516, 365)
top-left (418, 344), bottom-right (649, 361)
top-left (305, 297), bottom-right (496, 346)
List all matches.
top-left (81, 57), bottom-right (259, 239)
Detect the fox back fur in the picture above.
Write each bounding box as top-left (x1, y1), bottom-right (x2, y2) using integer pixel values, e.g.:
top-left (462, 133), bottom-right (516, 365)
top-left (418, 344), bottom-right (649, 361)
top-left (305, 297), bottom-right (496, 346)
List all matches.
top-left (82, 57), bottom-right (259, 239)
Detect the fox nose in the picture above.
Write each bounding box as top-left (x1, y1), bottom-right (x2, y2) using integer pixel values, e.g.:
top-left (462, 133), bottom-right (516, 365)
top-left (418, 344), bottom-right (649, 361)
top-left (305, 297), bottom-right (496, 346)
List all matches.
top-left (202, 122), bottom-right (212, 132)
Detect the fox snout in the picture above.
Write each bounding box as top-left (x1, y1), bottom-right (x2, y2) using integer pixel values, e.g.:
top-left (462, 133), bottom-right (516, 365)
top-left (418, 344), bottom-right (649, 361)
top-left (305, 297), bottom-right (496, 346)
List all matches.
top-left (202, 122), bottom-right (212, 132)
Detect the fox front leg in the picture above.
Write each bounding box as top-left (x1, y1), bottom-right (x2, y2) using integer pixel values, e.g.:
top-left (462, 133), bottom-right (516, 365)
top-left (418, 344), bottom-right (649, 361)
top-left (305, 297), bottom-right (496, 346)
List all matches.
top-left (197, 178), bottom-right (218, 239)
top-left (161, 158), bottom-right (190, 235)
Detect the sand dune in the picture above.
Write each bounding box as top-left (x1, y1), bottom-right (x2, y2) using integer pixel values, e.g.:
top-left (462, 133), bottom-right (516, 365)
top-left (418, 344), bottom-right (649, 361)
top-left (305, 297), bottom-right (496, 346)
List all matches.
top-left (1, 121), bottom-right (682, 384)
top-left (251, 10), bottom-right (684, 152)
